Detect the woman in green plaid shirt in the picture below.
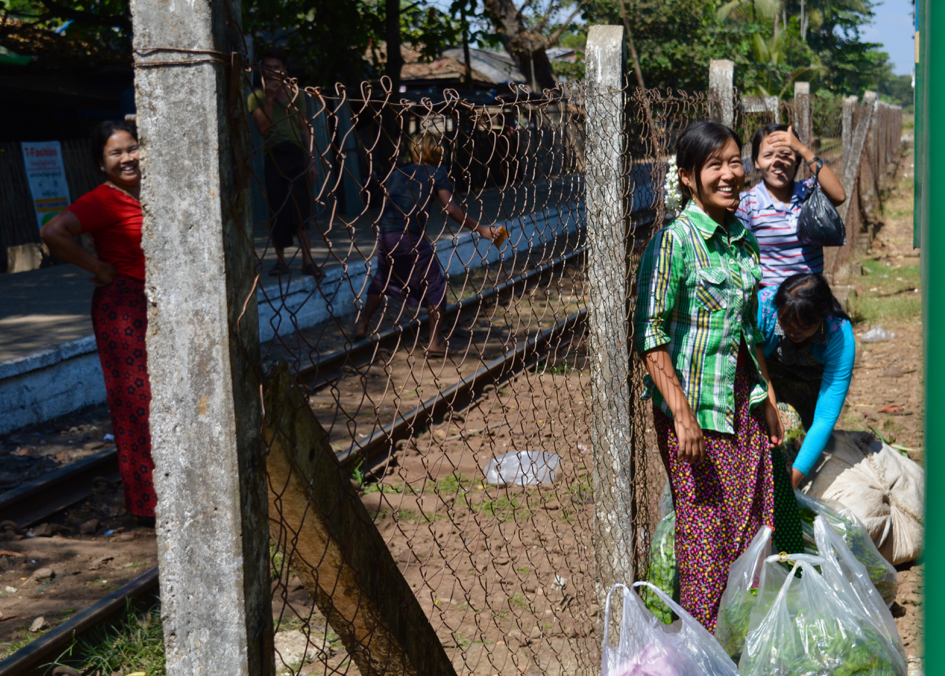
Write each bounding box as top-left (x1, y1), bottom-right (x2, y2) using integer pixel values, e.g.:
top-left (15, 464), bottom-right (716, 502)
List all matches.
top-left (635, 121), bottom-right (803, 632)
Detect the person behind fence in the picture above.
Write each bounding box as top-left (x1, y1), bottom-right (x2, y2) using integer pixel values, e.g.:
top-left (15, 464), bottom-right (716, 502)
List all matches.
top-left (248, 47), bottom-right (324, 280)
top-left (39, 120), bottom-right (157, 524)
top-left (634, 120), bottom-right (804, 633)
top-left (736, 124), bottom-right (846, 286)
top-left (354, 135), bottom-right (500, 357)
top-left (757, 272), bottom-right (855, 488)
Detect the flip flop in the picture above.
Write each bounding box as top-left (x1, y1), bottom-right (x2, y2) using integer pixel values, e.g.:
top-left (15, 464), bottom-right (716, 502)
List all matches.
top-left (302, 263), bottom-right (325, 281)
top-left (268, 262), bottom-right (290, 276)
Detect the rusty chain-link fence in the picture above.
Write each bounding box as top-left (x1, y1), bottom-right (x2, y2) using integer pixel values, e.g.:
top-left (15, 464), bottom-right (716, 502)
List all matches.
top-left (128, 17), bottom-right (904, 673)
top-left (229, 59), bottom-right (906, 675)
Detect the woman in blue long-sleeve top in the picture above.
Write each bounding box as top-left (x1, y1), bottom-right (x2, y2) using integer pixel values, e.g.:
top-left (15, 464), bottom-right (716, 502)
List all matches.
top-left (757, 273), bottom-right (856, 488)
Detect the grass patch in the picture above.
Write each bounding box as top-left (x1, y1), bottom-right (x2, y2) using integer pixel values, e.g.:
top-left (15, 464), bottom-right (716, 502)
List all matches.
top-left (395, 508), bottom-right (444, 523)
top-left (476, 496), bottom-right (531, 522)
top-left (0, 633), bottom-right (38, 659)
top-left (436, 472), bottom-right (479, 495)
top-left (56, 603), bottom-right (165, 676)
top-left (850, 259), bottom-right (921, 325)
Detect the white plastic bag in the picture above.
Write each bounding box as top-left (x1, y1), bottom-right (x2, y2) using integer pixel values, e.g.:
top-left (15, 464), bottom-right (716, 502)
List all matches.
top-left (483, 451), bottom-right (560, 485)
top-left (601, 583), bottom-right (738, 676)
top-left (739, 554), bottom-right (907, 676)
top-left (714, 526), bottom-right (775, 661)
top-left (796, 489), bottom-right (898, 605)
top-left (814, 515), bottom-right (905, 658)
top-left (803, 431), bottom-right (924, 565)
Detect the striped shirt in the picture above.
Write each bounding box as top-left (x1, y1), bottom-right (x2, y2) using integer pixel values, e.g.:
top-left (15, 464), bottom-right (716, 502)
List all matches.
top-left (736, 178), bottom-right (820, 286)
top-left (634, 204), bottom-right (769, 434)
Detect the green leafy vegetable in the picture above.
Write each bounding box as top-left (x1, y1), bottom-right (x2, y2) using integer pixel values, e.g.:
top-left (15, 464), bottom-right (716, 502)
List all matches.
top-left (642, 511), bottom-right (677, 624)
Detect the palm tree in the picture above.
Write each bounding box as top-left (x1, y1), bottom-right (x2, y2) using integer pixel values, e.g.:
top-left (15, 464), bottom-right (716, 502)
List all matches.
top-left (717, 0), bottom-right (784, 23)
top-left (750, 27), bottom-right (826, 98)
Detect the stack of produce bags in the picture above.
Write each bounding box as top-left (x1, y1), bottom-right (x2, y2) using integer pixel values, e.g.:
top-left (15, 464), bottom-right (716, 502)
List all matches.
top-left (714, 517), bottom-right (906, 675)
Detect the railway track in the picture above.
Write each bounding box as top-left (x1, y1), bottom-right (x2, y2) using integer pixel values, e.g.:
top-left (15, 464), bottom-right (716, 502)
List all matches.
top-left (0, 244), bottom-right (590, 676)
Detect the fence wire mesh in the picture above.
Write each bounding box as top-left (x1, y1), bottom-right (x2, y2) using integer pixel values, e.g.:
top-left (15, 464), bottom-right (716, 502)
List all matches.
top-left (220, 57), bottom-right (903, 676)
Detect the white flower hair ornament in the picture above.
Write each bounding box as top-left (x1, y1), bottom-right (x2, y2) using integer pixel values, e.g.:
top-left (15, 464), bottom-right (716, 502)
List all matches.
top-left (663, 156), bottom-right (682, 214)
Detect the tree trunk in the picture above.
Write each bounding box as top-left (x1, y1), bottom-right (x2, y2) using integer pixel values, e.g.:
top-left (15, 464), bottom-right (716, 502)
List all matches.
top-left (483, 0), bottom-right (558, 91)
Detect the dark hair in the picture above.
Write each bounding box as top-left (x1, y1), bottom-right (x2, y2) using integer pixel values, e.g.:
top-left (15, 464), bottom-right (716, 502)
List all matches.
top-left (675, 121), bottom-right (742, 209)
top-left (774, 272), bottom-right (850, 328)
top-left (90, 120), bottom-right (138, 166)
top-left (260, 47), bottom-right (288, 68)
top-left (751, 123), bottom-right (802, 182)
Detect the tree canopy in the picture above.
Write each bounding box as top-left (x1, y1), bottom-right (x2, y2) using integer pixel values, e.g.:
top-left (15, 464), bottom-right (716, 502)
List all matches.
top-left (0, 0), bottom-right (910, 105)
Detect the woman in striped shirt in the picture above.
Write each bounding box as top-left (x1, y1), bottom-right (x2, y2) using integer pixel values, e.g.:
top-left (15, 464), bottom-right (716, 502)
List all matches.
top-left (736, 124), bottom-right (846, 286)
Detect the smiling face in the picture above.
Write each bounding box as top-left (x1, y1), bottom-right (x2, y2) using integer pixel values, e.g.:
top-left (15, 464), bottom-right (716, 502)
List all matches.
top-left (679, 136), bottom-right (745, 219)
top-left (755, 133), bottom-right (799, 193)
top-left (100, 131), bottom-right (140, 188)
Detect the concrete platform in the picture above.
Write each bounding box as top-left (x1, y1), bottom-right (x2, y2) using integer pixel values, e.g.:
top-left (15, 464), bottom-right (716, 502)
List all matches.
top-left (0, 192), bottom-right (590, 435)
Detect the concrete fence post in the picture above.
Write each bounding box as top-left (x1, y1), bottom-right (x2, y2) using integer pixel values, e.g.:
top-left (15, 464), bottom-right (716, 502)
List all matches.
top-left (842, 95), bottom-right (858, 178)
top-left (794, 81), bottom-right (811, 147)
top-left (133, 0), bottom-right (273, 674)
top-left (585, 25), bottom-right (634, 622)
top-left (709, 60), bottom-right (735, 128)
top-left (839, 90), bottom-right (878, 224)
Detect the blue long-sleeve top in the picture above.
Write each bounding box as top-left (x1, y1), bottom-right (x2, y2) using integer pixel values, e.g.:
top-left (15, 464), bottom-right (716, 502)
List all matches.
top-left (757, 286), bottom-right (856, 476)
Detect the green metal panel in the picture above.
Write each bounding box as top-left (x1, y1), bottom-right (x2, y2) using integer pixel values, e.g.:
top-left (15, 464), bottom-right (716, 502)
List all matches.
top-left (922, 1), bottom-right (938, 673)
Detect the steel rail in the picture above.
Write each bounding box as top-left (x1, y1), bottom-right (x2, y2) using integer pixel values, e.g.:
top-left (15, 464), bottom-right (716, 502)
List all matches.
top-left (337, 308), bottom-right (588, 471)
top-left (0, 567), bottom-right (159, 676)
top-left (0, 447), bottom-right (120, 528)
top-left (297, 244), bottom-right (587, 392)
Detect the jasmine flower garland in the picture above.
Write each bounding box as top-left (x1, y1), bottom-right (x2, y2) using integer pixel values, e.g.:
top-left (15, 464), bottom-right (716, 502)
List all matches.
top-left (663, 156), bottom-right (682, 213)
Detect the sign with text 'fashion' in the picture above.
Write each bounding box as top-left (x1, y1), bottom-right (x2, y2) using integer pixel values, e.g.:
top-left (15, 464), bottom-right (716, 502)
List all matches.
top-left (21, 141), bottom-right (71, 228)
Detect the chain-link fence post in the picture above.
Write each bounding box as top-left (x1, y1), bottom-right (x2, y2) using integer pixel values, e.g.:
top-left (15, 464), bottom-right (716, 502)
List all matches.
top-left (585, 25), bottom-right (634, 625)
top-left (133, 1), bottom-right (273, 673)
top-left (794, 82), bottom-right (812, 148)
top-left (709, 60), bottom-right (735, 128)
top-left (840, 91), bottom-right (878, 224)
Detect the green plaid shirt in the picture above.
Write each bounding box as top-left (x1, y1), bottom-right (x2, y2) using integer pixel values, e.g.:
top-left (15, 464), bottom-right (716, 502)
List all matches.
top-left (634, 204), bottom-right (768, 434)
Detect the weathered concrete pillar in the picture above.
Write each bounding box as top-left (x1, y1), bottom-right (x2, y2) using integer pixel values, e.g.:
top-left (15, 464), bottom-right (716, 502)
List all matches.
top-left (842, 95), bottom-right (857, 177)
top-left (585, 25), bottom-right (634, 621)
top-left (133, 0), bottom-right (273, 674)
top-left (794, 81), bottom-right (811, 147)
top-left (839, 91), bottom-right (878, 223)
top-left (709, 60), bottom-right (735, 128)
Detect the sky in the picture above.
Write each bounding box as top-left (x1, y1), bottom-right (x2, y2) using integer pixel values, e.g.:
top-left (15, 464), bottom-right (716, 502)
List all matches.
top-left (863, 0), bottom-right (915, 76)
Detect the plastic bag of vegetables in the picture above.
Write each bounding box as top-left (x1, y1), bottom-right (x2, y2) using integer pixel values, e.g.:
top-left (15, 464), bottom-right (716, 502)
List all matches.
top-left (713, 525), bottom-right (775, 661)
top-left (601, 582), bottom-right (739, 676)
top-left (642, 511), bottom-right (677, 624)
top-left (739, 553), bottom-right (907, 676)
top-left (795, 490), bottom-right (898, 605)
top-left (814, 515), bottom-right (906, 659)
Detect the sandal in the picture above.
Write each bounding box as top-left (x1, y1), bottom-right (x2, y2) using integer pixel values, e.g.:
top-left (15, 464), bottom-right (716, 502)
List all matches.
top-left (302, 263), bottom-right (325, 281)
top-left (268, 262), bottom-right (290, 277)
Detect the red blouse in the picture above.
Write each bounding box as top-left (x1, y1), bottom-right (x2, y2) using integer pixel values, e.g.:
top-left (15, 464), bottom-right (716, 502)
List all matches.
top-left (66, 183), bottom-right (145, 281)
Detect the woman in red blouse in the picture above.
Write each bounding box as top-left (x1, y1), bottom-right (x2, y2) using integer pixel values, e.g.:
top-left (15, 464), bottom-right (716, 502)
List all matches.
top-left (41, 121), bottom-right (156, 522)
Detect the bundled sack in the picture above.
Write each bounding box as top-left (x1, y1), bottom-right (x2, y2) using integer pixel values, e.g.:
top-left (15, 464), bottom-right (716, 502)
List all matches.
top-left (814, 515), bottom-right (905, 659)
top-left (739, 553), bottom-right (907, 676)
top-left (796, 490), bottom-right (898, 605)
top-left (714, 526), bottom-right (774, 661)
top-left (802, 430), bottom-right (924, 565)
top-left (601, 583), bottom-right (738, 676)
top-left (642, 511), bottom-right (677, 624)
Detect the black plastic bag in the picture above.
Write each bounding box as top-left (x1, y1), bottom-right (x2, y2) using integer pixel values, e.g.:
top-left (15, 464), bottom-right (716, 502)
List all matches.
top-left (797, 172), bottom-right (846, 247)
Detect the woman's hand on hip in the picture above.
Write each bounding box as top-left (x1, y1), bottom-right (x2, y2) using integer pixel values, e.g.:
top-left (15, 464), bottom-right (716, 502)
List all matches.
top-left (674, 409), bottom-right (705, 463)
top-left (90, 261), bottom-right (116, 287)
